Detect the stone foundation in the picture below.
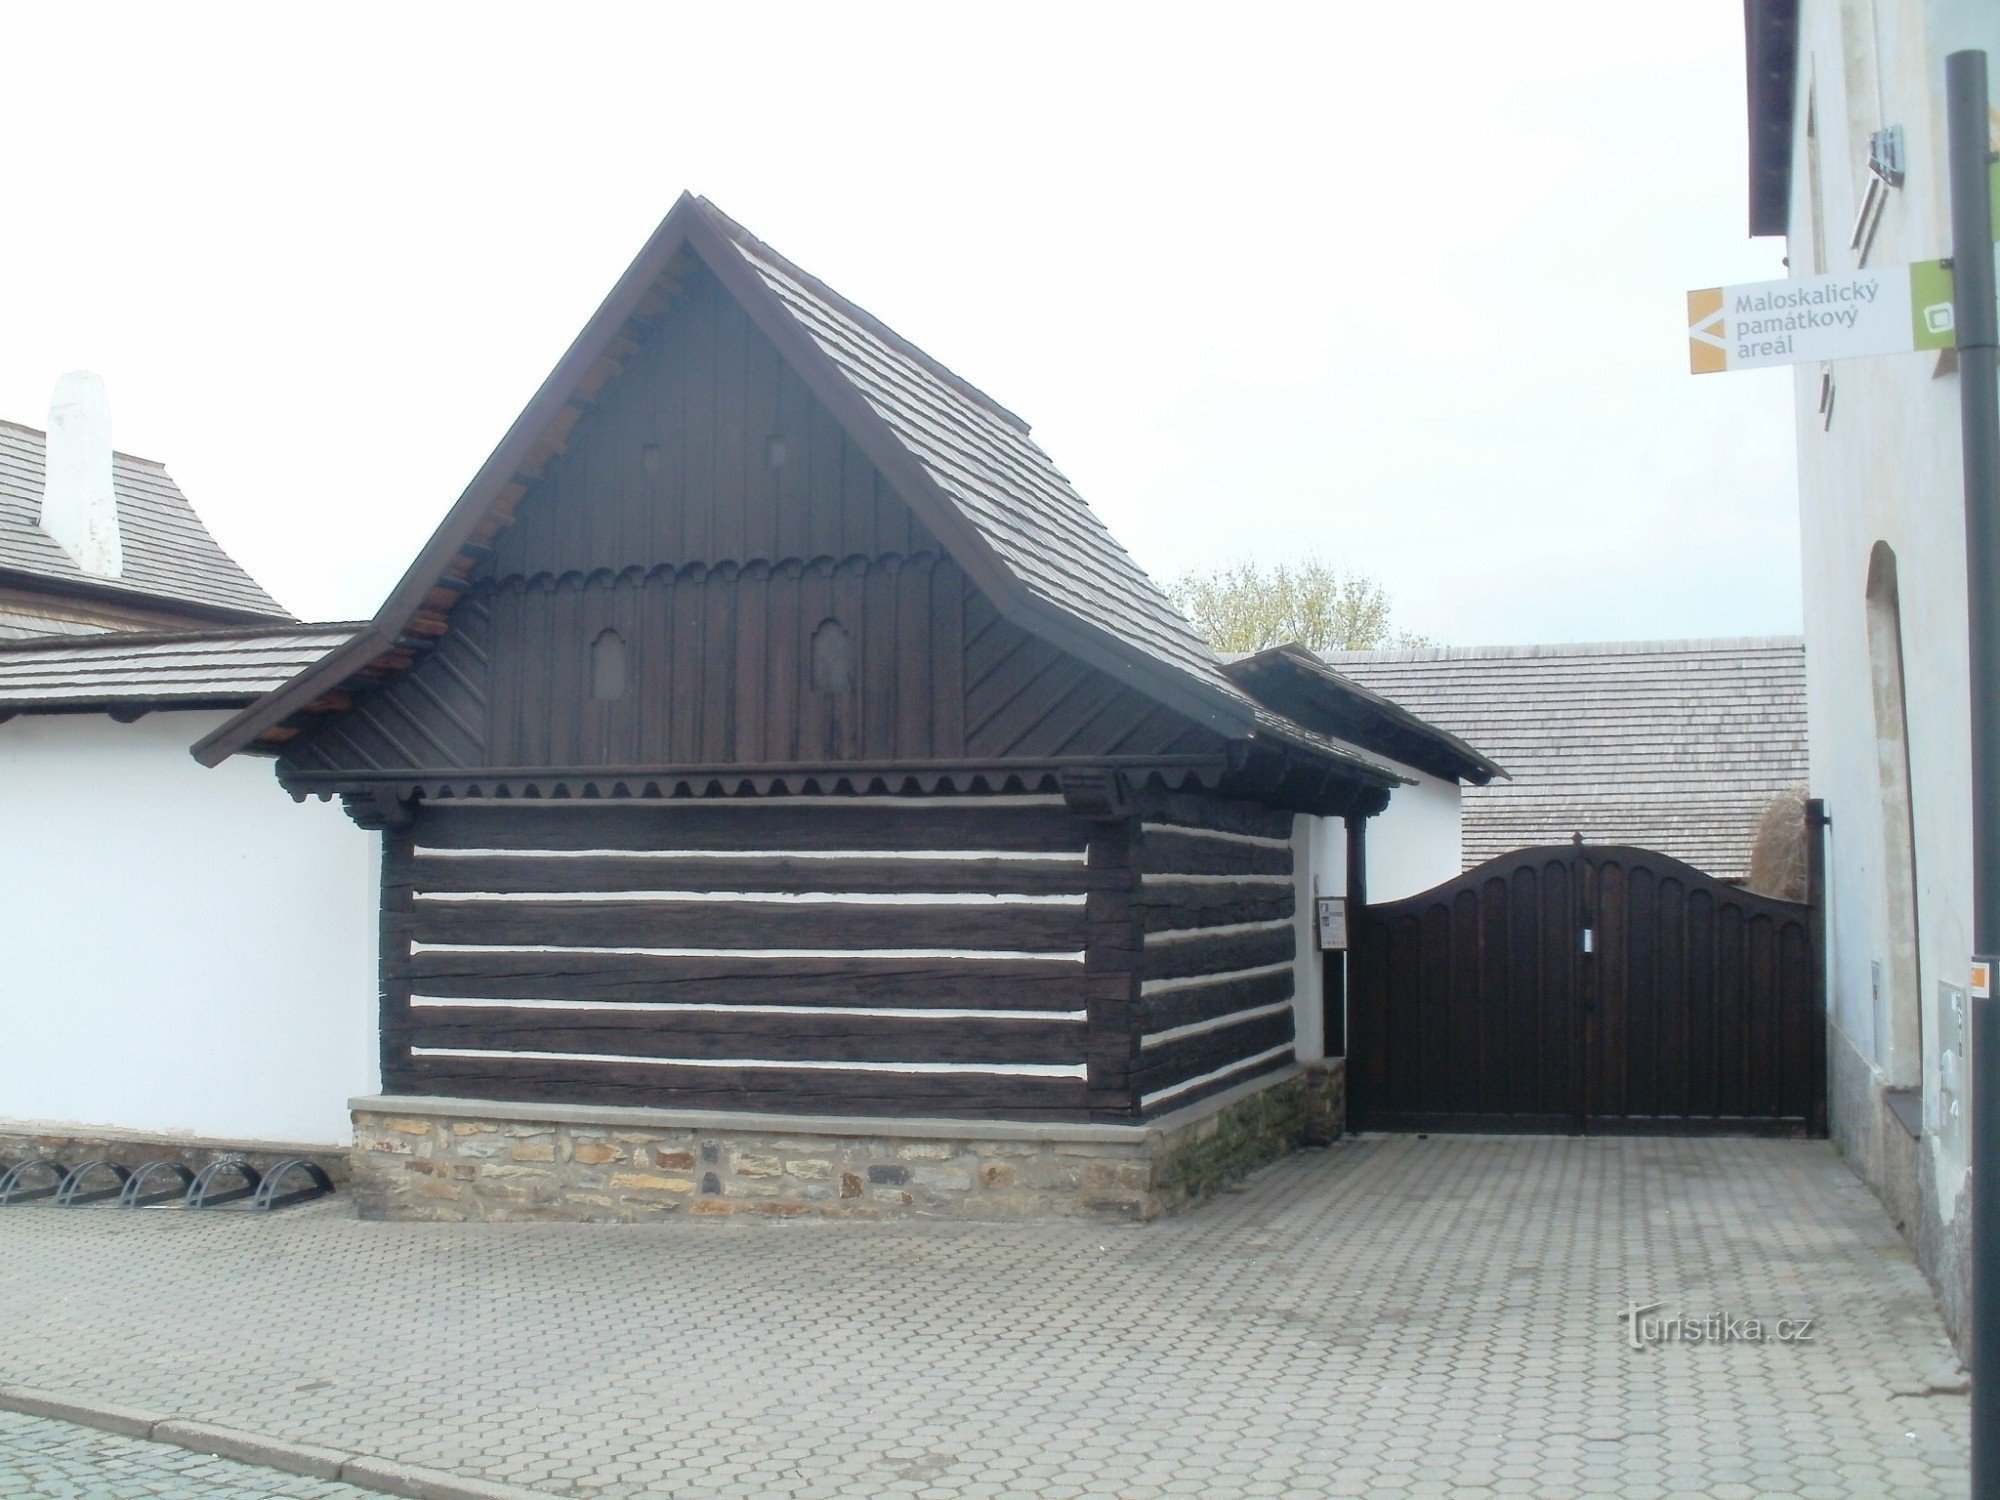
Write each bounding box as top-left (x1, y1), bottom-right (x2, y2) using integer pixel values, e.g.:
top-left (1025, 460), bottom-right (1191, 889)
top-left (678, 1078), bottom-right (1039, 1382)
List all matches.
top-left (351, 1061), bottom-right (1343, 1223)
top-left (0, 1121), bottom-right (349, 1188)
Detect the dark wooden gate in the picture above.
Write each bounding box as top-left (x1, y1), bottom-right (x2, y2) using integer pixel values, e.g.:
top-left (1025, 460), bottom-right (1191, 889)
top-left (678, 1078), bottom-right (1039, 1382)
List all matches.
top-left (1346, 843), bottom-right (1825, 1136)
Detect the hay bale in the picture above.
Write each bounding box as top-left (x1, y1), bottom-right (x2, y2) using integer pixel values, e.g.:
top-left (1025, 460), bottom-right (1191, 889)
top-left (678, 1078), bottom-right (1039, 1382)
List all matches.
top-left (1745, 786), bottom-right (1810, 902)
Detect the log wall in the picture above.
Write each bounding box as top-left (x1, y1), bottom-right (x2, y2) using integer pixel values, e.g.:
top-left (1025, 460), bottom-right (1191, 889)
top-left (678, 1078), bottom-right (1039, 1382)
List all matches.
top-left (383, 797), bottom-right (1161, 1121)
top-left (1130, 794), bottom-right (1298, 1116)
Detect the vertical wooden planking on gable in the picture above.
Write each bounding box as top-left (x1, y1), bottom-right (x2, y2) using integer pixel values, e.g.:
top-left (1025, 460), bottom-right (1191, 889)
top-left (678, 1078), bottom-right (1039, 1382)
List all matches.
top-left (656, 306), bottom-right (696, 568)
top-left (671, 571), bottom-right (706, 764)
top-left (772, 356), bottom-right (807, 561)
top-left (840, 432), bottom-right (875, 558)
top-left (551, 579), bottom-right (585, 767)
top-left (767, 562), bottom-right (801, 762)
top-left (612, 577), bottom-right (643, 766)
top-left (896, 556), bottom-right (933, 758)
top-left (862, 558), bottom-right (898, 760)
top-left (712, 294), bottom-right (750, 565)
top-left (573, 398), bottom-right (611, 573)
top-left (700, 568), bottom-right (735, 763)
top-left (799, 562), bottom-right (834, 761)
top-left (486, 588), bottom-right (515, 766)
top-left (744, 318), bottom-right (781, 562)
top-left (930, 562), bottom-right (966, 757)
top-left (681, 280), bottom-right (716, 564)
top-left (831, 560), bottom-right (866, 760)
top-left (808, 402), bottom-right (843, 560)
top-left (734, 563), bottom-right (768, 762)
top-left (637, 573), bottom-right (671, 764)
top-left (513, 586), bottom-right (545, 767)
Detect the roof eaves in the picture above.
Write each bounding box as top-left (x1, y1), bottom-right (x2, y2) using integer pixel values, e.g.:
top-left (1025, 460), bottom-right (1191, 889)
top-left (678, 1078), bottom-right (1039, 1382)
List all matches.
top-left (0, 563), bottom-right (292, 627)
top-left (191, 626), bottom-right (389, 764)
top-left (0, 621), bottom-right (364, 656)
top-left (0, 694), bottom-right (272, 717)
top-left (1226, 644), bottom-right (1507, 785)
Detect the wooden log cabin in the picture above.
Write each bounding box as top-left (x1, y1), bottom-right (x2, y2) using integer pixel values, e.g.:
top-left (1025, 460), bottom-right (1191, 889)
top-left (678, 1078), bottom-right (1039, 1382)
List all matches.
top-left (200, 196), bottom-right (1417, 1220)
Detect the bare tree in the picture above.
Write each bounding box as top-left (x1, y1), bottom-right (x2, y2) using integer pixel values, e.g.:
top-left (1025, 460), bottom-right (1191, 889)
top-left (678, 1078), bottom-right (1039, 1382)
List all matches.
top-left (1168, 558), bottom-right (1431, 655)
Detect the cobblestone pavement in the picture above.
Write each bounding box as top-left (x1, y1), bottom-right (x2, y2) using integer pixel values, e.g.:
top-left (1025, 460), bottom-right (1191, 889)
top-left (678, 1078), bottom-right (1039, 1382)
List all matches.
top-left (0, 1137), bottom-right (1969, 1499)
top-left (0, 1408), bottom-right (375, 1498)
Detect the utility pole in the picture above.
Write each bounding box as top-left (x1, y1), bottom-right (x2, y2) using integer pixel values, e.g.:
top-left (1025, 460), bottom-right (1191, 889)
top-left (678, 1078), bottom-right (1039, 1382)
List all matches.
top-left (1947, 47), bottom-right (2000, 1500)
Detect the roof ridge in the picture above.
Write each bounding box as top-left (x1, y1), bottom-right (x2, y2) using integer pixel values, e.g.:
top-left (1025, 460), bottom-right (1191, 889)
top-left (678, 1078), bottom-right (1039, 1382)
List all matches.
top-left (693, 198), bottom-right (1035, 437)
top-left (0, 417), bottom-right (170, 470)
top-left (1328, 635), bottom-right (1806, 663)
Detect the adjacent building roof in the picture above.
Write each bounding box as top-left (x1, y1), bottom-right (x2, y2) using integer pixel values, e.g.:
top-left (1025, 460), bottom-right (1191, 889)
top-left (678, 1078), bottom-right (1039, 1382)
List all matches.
top-left (1324, 637), bottom-right (1808, 879)
top-left (1222, 644), bottom-right (1506, 787)
top-left (0, 420), bottom-right (290, 625)
top-left (194, 194), bottom-right (1406, 808)
top-left (0, 624), bottom-right (361, 716)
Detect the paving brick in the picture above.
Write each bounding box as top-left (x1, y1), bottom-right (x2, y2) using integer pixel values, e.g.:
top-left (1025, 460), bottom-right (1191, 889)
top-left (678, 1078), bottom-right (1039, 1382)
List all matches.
top-left (0, 1137), bottom-right (1969, 1498)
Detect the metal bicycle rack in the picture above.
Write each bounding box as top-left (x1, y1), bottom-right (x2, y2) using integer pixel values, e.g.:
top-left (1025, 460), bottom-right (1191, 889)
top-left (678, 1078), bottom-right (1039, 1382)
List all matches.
top-left (250, 1159), bottom-right (335, 1211)
top-left (0, 1153), bottom-right (336, 1210)
top-left (54, 1159), bottom-right (131, 1206)
top-left (116, 1160), bottom-right (195, 1208)
top-left (0, 1158), bottom-right (67, 1204)
top-left (185, 1157), bottom-right (261, 1209)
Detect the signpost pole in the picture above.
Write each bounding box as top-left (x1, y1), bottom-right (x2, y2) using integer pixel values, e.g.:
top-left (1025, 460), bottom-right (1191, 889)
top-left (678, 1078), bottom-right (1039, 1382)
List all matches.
top-left (1947, 48), bottom-right (2000, 1499)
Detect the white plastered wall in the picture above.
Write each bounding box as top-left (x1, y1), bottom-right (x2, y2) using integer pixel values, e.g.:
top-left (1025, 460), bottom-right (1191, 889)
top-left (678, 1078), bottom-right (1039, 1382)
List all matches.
top-left (0, 710), bottom-right (379, 1144)
top-left (1292, 766), bottom-right (1464, 1062)
top-left (1787, 0), bottom-right (2000, 1222)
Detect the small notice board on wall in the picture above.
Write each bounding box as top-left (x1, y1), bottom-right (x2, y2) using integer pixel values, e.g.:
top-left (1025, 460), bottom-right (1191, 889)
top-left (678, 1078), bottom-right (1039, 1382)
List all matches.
top-left (1315, 896), bottom-right (1349, 951)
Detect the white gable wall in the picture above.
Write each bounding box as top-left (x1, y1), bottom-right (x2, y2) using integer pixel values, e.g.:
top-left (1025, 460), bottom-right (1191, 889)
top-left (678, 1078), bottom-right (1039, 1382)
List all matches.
top-left (0, 710), bottom-right (378, 1144)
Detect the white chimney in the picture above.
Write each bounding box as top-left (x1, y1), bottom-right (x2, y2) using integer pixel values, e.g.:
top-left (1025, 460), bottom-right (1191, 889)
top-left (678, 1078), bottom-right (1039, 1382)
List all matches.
top-left (40, 371), bottom-right (123, 580)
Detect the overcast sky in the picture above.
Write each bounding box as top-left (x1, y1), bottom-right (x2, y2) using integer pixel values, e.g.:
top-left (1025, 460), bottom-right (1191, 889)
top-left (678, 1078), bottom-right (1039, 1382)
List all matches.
top-left (0, 2), bottom-right (1797, 646)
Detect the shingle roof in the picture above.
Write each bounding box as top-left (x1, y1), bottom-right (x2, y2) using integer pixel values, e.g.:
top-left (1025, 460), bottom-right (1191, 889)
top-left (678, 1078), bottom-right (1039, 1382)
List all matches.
top-left (0, 420), bottom-right (289, 623)
top-left (0, 624), bottom-right (361, 714)
top-left (194, 194), bottom-right (1405, 803)
top-left (1324, 638), bottom-right (1808, 880)
top-left (706, 207), bottom-right (1243, 716)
